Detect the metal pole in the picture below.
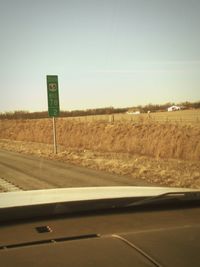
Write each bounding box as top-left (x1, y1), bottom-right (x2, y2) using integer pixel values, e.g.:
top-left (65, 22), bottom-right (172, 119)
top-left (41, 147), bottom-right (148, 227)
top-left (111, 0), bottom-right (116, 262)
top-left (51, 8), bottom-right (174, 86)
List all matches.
top-left (52, 116), bottom-right (57, 154)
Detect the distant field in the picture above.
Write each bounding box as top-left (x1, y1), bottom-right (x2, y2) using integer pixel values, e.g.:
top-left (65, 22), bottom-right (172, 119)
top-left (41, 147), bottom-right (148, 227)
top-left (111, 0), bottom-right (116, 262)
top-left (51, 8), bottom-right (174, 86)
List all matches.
top-left (64, 109), bottom-right (200, 125)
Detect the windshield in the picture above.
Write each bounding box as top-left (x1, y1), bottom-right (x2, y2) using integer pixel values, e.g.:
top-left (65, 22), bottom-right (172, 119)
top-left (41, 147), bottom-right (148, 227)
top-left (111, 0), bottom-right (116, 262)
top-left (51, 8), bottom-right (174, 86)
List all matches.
top-left (0, 0), bottom-right (200, 195)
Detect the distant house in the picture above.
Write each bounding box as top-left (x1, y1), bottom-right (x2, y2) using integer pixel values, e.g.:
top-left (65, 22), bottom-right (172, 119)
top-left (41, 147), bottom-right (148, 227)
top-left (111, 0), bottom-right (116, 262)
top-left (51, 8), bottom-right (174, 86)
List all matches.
top-left (167, 105), bottom-right (181, 112)
top-left (126, 111), bottom-right (140, 115)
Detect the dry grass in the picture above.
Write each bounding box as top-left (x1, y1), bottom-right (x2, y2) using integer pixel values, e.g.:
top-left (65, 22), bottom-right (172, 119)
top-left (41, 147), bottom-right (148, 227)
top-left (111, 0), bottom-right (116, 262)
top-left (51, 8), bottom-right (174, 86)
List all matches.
top-left (63, 109), bottom-right (200, 124)
top-left (0, 111), bottom-right (200, 188)
top-left (0, 139), bottom-right (200, 189)
top-left (0, 116), bottom-right (200, 160)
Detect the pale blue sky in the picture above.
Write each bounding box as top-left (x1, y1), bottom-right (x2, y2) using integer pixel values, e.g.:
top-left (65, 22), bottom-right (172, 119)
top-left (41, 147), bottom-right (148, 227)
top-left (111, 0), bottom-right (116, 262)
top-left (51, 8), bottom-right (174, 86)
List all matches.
top-left (1, 0), bottom-right (200, 112)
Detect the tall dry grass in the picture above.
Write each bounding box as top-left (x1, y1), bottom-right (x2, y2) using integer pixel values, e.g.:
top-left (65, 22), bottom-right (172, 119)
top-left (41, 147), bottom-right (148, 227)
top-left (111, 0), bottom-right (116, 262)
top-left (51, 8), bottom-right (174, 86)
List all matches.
top-left (0, 118), bottom-right (200, 160)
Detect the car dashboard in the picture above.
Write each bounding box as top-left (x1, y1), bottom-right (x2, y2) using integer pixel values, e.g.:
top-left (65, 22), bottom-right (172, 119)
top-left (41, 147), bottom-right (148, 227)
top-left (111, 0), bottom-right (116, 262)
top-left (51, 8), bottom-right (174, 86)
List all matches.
top-left (1, 202), bottom-right (200, 267)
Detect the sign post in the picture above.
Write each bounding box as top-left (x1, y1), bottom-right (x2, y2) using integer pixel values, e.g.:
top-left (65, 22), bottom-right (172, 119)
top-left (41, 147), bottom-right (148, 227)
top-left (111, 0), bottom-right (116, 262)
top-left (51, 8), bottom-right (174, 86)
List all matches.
top-left (46, 75), bottom-right (60, 154)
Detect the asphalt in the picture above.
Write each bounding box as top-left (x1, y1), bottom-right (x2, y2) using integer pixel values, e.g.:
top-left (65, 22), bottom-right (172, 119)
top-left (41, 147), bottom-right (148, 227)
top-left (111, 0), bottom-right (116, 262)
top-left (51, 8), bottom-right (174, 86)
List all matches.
top-left (0, 149), bottom-right (150, 192)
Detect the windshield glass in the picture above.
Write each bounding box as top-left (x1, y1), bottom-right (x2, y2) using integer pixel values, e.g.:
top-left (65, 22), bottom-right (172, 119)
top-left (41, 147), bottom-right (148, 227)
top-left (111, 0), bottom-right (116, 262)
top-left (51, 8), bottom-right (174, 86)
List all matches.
top-left (0, 0), bottom-right (200, 195)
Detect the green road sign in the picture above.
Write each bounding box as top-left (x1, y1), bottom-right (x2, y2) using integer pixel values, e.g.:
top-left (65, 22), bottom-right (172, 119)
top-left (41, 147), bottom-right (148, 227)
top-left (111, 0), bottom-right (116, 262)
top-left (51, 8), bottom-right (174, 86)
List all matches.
top-left (46, 75), bottom-right (60, 117)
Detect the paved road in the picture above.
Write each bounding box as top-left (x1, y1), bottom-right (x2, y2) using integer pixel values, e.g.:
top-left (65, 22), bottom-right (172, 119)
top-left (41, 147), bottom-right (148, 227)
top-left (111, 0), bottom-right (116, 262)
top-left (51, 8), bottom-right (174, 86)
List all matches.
top-left (0, 149), bottom-right (149, 192)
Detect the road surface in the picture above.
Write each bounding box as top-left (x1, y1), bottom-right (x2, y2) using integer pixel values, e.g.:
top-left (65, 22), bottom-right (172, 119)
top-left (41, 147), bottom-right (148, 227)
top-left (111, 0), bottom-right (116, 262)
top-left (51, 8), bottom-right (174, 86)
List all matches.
top-left (0, 149), bottom-right (150, 192)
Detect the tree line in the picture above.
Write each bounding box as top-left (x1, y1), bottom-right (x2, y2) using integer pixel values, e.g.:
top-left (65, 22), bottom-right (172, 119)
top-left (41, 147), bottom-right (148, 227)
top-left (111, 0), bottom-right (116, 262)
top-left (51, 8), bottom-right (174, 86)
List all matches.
top-left (0, 101), bottom-right (199, 120)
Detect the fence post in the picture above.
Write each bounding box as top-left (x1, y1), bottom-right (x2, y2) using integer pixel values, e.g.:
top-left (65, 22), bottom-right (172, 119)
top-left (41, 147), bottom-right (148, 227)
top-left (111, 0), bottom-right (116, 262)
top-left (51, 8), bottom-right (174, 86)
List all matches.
top-left (109, 114), bottom-right (114, 123)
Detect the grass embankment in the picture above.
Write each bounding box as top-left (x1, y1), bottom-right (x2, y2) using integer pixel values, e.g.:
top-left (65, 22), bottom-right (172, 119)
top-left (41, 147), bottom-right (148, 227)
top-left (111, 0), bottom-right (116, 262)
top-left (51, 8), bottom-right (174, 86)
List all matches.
top-left (0, 118), bottom-right (200, 160)
top-left (0, 118), bottom-right (200, 188)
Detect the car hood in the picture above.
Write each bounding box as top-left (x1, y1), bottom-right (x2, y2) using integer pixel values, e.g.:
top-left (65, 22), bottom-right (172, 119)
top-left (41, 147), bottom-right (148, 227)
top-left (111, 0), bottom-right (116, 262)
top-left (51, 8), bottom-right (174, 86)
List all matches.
top-left (0, 186), bottom-right (199, 222)
top-left (1, 186), bottom-right (200, 267)
top-left (0, 186), bottom-right (197, 209)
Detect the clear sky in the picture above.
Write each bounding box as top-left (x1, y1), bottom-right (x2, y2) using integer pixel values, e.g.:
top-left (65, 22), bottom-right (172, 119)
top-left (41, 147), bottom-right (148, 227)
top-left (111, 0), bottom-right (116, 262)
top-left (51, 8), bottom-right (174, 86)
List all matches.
top-left (1, 0), bottom-right (200, 112)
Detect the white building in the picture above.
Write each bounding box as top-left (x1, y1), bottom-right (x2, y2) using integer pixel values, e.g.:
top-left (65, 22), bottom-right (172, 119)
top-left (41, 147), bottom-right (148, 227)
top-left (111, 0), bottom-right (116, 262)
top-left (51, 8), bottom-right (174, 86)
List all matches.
top-left (126, 111), bottom-right (140, 115)
top-left (167, 105), bottom-right (181, 112)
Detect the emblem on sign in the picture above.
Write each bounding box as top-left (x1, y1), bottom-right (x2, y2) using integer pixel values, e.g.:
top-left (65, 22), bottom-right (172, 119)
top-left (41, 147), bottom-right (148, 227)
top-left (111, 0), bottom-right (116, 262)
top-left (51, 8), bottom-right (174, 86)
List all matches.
top-left (49, 83), bottom-right (57, 92)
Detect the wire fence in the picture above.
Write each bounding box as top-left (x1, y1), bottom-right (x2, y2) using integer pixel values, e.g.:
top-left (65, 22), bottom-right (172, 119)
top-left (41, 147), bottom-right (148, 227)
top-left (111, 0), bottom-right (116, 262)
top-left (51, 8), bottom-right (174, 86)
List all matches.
top-left (60, 109), bottom-right (200, 125)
